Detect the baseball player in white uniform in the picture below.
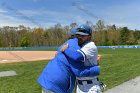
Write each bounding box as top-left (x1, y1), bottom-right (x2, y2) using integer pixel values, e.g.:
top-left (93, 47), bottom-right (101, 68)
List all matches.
top-left (76, 25), bottom-right (101, 93)
top-left (76, 42), bottom-right (101, 93)
top-left (62, 25), bottom-right (102, 93)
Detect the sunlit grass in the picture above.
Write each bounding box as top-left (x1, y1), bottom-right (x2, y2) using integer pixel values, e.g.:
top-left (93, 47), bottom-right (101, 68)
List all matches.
top-left (0, 49), bottom-right (140, 92)
top-left (98, 48), bottom-right (140, 90)
top-left (0, 60), bottom-right (48, 93)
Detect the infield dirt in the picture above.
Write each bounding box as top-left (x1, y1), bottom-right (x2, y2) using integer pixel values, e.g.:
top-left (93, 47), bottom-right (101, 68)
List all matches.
top-left (0, 51), bottom-right (56, 63)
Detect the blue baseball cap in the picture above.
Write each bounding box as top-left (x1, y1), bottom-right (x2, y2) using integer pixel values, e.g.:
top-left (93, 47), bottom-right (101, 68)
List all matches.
top-left (69, 28), bottom-right (77, 35)
top-left (76, 25), bottom-right (92, 35)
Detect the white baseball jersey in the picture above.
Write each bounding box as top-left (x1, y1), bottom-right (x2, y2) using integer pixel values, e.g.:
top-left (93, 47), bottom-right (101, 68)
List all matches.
top-left (77, 41), bottom-right (98, 80)
top-left (76, 41), bottom-right (101, 93)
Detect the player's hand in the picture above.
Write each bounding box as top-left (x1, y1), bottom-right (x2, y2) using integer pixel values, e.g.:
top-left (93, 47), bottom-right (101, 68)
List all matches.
top-left (60, 43), bottom-right (68, 52)
top-left (97, 54), bottom-right (101, 62)
top-left (55, 51), bottom-right (58, 57)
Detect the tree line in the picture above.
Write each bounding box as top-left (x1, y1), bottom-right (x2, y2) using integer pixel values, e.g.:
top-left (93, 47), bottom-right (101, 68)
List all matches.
top-left (0, 20), bottom-right (140, 47)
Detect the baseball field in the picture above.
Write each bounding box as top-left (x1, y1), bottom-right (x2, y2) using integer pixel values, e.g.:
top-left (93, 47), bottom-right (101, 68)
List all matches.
top-left (0, 51), bottom-right (56, 63)
top-left (0, 48), bottom-right (140, 93)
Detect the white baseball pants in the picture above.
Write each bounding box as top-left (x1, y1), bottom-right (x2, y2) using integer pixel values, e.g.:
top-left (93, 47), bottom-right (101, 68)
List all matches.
top-left (76, 83), bottom-right (101, 93)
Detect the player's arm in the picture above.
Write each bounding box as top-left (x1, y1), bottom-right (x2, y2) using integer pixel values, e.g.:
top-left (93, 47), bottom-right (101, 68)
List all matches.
top-left (61, 43), bottom-right (98, 63)
top-left (61, 42), bottom-right (100, 77)
top-left (61, 44), bottom-right (85, 62)
top-left (77, 66), bottom-right (100, 77)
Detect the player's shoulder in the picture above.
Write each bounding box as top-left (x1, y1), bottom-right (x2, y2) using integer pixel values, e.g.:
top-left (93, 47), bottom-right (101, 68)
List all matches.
top-left (88, 41), bottom-right (95, 45)
top-left (85, 41), bottom-right (96, 47)
top-left (67, 38), bottom-right (78, 43)
top-left (82, 41), bottom-right (97, 50)
top-left (66, 38), bottom-right (78, 46)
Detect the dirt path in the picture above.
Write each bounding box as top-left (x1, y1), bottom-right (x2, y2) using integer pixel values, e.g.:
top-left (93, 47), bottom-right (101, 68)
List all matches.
top-left (0, 51), bottom-right (56, 63)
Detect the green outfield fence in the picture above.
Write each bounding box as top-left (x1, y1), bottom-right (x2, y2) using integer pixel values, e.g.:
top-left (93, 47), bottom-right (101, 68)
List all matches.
top-left (0, 45), bottom-right (140, 51)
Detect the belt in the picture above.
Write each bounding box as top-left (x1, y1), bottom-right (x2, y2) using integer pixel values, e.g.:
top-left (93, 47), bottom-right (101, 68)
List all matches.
top-left (77, 80), bottom-right (93, 85)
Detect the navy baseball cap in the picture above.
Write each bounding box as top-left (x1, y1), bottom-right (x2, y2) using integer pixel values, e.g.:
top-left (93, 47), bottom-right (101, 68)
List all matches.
top-left (76, 25), bottom-right (92, 35)
top-left (69, 28), bottom-right (77, 35)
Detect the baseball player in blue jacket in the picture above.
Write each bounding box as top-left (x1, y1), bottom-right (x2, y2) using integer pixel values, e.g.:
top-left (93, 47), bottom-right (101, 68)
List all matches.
top-left (61, 25), bottom-right (102, 93)
top-left (38, 28), bottom-right (100, 93)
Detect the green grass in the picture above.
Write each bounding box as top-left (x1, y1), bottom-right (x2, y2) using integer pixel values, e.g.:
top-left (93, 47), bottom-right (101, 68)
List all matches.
top-left (98, 48), bottom-right (140, 90)
top-left (0, 60), bottom-right (49, 93)
top-left (0, 49), bottom-right (140, 93)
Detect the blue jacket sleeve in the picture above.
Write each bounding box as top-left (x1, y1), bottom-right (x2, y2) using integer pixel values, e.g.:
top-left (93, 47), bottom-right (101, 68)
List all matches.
top-left (64, 49), bottom-right (84, 61)
top-left (63, 38), bottom-right (85, 62)
top-left (74, 66), bottom-right (100, 77)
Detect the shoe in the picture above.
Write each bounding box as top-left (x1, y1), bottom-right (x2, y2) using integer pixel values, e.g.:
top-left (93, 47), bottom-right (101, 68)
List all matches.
top-left (99, 82), bottom-right (107, 92)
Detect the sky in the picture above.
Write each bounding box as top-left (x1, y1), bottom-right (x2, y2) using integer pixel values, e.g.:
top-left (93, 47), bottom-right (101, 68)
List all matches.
top-left (0, 0), bottom-right (140, 30)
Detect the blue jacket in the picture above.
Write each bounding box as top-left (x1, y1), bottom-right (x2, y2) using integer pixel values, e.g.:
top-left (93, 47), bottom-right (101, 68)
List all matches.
top-left (38, 38), bottom-right (100, 93)
top-left (62, 38), bottom-right (100, 77)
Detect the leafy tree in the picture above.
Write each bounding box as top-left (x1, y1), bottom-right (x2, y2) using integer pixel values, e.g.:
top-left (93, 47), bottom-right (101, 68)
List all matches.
top-left (19, 36), bottom-right (30, 47)
top-left (126, 31), bottom-right (137, 45)
top-left (0, 33), bottom-right (3, 47)
top-left (31, 28), bottom-right (44, 46)
top-left (95, 20), bottom-right (105, 31)
top-left (0, 21), bottom-right (139, 47)
top-left (119, 27), bottom-right (130, 45)
top-left (133, 30), bottom-right (140, 40)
